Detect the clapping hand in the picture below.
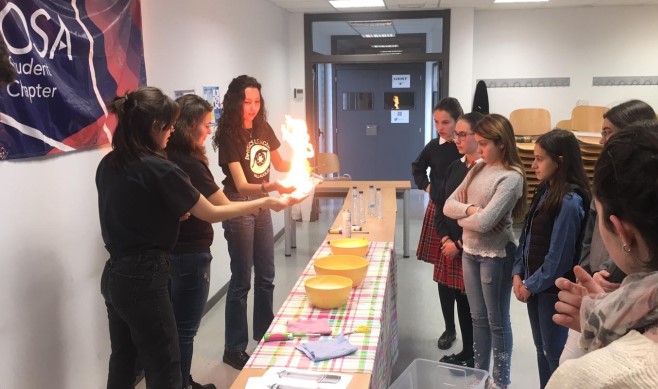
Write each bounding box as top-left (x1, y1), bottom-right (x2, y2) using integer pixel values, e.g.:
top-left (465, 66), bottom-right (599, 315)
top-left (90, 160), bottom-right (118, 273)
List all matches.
top-left (553, 266), bottom-right (605, 332)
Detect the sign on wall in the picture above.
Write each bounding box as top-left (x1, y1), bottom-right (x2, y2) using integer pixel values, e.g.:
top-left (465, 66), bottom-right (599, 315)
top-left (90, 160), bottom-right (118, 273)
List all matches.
top-left (391, 74), bottom-right (410, 88)
top-left (0, 0), bottom-right (146, 160)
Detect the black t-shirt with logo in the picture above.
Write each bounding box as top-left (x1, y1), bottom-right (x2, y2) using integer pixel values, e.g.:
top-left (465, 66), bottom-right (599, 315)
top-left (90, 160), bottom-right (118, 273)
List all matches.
top-left (96, 153), bottom-right (200, 258)
top-left (216, 121), bottom-right (281, 194)
top-left (168, 151), bottom-right (220, 253)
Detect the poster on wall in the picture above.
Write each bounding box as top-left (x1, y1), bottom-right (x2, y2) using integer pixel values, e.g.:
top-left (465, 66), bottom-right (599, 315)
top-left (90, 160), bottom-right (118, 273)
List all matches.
top-left (391, 110), bottom-right (409, 124)
top-left (203, 86), bottom-right (221, 123)
top-left (174, 89), bottom-right (195, 99)
top-left (392, 74), bottom-right (410, 88)
top-left (0, 0), bottom-right (146, 160)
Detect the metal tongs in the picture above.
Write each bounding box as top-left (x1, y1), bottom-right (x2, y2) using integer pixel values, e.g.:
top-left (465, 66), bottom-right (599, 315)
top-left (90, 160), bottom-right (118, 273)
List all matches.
top-left (277, 369), bottom-right (341, 384)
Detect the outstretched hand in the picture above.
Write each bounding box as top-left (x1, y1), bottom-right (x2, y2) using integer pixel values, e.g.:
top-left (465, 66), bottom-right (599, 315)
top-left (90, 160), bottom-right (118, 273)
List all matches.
top-left (274, 180), bottom-right (296, 195)
top-left (553, 266), bottom-right (605, 332)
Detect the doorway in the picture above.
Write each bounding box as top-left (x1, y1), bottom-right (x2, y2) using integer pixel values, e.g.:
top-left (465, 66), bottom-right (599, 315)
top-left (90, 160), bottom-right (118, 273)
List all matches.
top-left (333, 63), bottom-right (426, 182)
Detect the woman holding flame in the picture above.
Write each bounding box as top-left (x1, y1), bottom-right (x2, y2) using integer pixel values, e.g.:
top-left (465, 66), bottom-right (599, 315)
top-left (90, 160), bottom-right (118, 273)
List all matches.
top-left (211, 75), bottom-right (295, 370)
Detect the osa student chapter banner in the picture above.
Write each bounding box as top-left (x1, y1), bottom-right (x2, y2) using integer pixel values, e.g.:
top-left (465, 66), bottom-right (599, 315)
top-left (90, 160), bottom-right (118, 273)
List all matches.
top-left (0, 0), bottom-right (146, 160)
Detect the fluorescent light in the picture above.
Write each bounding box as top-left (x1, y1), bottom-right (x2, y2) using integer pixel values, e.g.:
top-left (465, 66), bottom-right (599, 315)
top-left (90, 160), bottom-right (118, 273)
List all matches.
top-left (330, 0), bottom-right (385, 9)
top-left (361, 33), bottom-right (395, 38)
top-left (371, 44), bottom-right (399, 48)
top-left (379, 50), bottom-right (402, 54)
top-left (494, 0), bottom-right (548, 3)
top-left (349, 20), bottom-right (392, 27)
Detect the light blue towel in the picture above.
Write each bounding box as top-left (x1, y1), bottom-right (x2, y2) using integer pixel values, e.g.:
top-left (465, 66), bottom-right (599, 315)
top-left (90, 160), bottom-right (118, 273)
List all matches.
top-left (295, 334), bottom-right (358, 362)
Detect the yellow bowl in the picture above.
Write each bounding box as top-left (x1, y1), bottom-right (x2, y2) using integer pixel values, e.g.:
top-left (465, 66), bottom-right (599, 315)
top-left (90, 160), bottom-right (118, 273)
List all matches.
top-left (304, 275), bottom-right (353, 309)
top-left (314, 255), bottom-right (369, 288)
top-left (329, 238), bottom-right (370, 257)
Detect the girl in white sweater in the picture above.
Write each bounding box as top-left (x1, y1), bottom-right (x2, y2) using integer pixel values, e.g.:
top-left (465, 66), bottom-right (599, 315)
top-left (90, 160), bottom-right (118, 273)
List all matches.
top-left (444, 114), bottom-right (527, 389)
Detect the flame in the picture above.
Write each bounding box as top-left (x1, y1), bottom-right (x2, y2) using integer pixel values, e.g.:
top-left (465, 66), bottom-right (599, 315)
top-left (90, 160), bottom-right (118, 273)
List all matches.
top-left (279, 115), bottom-right (319, 198)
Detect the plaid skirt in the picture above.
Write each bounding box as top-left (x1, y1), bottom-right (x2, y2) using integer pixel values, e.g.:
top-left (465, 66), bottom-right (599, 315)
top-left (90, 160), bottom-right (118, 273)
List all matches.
top-left (433, 252), bottom-right (465, 293)
top-left (416, 201), bottom-right (441, 265)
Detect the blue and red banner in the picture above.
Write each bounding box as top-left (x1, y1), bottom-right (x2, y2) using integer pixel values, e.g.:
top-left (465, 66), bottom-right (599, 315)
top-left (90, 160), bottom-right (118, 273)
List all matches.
top-left (0, 0), bottom-right (146, 160)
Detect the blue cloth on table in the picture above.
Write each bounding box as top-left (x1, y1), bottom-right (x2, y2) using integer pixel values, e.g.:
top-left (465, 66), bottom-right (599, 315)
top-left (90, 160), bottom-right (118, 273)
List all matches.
top-left (295, 334), bottom-right (357, 362)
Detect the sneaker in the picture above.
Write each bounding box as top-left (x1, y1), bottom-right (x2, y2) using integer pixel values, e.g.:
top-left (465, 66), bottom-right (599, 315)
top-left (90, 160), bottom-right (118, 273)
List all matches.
top-left (440, 353), bottom-right (474, 368)
top-left (222, 350), bottom-right (250, 370)
top-left (437, 330), bottom-right (456, 350)
top-left (189, 375), bottom-right (216, 389)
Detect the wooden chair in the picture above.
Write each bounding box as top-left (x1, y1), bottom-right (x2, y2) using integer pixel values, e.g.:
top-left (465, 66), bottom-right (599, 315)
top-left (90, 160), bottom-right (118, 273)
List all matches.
top-left (509, 108), bottom-right (552, 136)
top-left (555, 119), bottom-right (571, 130)
top-left (315, 152), bottom-right (351, 180)
top-left (571, 105), bottom-right (608, 132)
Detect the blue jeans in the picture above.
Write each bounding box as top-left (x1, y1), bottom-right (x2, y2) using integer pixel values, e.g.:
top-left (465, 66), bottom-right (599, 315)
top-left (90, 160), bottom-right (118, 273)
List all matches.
top-left (223, 194), bottom-right (275, 352)
top-left (527, 292), bottom-right (567, 389)
top-left (100, 252), bottom-right (181, 389)
top-left (462, 243), bottom-right (515, 387)
top-left (169, 252), bottom-right (212, 387)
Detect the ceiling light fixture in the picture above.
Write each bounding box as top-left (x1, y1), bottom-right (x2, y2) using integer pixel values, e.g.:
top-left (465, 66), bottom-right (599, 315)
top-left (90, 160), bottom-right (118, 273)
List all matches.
top-left (349, 20), bottom-right (393, 27)
top-left (330, 0), bottom-right (385, 9)
top-left (379, 50), bottom-right (402, 55)
top-left (494, 0), bottom-right (548, 3)
top-left (371, 44), bottom-right (399, 48)
top-left (361, 33), bottom-right (396, 38)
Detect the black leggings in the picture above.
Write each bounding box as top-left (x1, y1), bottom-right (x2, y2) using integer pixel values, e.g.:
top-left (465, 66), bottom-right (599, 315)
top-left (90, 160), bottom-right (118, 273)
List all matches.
top-left (438, 284), bottom-right (474, 358)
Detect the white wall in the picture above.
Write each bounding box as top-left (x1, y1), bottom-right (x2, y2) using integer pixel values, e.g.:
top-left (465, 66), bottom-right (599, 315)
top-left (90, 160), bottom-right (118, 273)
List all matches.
top-left (448, 7), bottom-right (475, 111)
top-left (0, 0), bottom-right (295, 387)
top-left (471, 5), bottom-right (658, 125)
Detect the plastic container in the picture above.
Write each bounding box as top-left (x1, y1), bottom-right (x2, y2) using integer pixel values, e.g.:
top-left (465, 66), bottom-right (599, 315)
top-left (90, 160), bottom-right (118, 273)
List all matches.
top-left (358, 190), bottom-right (366, 224)
top-left (342, 210), bottom-right (351, 238)
top-left (367, 185), bottom-right (376, 216)
top-left (388, 359), bottom-right (488, 389)
top-left (351, 187), bottom-right (360, 227)
top-left (375, 187), bottom-right (382, 219)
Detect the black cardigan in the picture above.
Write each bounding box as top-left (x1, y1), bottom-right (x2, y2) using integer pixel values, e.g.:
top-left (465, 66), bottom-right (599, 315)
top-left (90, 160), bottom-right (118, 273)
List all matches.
top-left (411, 138), bottom-right (460, 204)
top-left (435, 158), bottom-right (470, 242)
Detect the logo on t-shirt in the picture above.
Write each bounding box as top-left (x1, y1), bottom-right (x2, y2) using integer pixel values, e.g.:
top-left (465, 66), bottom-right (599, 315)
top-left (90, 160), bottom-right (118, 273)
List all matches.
top-left (246, 139), bottom-right (271, 178)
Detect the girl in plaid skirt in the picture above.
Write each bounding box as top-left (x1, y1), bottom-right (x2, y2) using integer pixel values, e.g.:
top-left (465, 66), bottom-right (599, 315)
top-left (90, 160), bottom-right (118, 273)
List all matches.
top-left (435, 112), bottom-right (484, 367)
top-left (412, 97), bottom-right (463, 348)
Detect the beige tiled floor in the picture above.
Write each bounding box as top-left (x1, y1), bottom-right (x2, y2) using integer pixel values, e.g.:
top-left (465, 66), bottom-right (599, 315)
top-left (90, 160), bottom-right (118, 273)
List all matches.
top-left (139, 191), bottom-right (540, 388)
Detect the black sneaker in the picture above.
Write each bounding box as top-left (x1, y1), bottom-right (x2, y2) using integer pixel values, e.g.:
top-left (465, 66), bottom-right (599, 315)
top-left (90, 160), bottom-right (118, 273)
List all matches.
top-left (189, 375), bottom-right (217, 389)
top-left (222, 350), bottom-right (250, 370)
top-left (437, 330), bottom-right (456, 350)
top-left (440, 353), bottom-right (459, 363)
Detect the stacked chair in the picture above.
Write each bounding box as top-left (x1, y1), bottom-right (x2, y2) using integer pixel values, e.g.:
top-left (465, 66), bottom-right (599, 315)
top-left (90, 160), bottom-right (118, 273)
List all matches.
top-left (509, 108), bottom-right (552, 204)
top-left (570, 105), bottom-right (608, 187)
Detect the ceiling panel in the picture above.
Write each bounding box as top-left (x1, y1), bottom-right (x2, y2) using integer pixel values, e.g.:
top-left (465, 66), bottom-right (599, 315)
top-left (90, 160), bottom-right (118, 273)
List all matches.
top-left (265, 0), bottom-right (658, 13)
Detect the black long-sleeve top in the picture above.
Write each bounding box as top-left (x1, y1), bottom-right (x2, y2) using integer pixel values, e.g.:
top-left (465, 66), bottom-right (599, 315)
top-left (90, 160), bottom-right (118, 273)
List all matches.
top-left (411, 138), bottom-right (460, 204)
top-left (435, 157), bottom-right (471, 241)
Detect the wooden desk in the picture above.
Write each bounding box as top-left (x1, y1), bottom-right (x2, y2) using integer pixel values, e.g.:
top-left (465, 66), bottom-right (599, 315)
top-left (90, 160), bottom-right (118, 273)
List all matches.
top-left (284, 181), bottom-right (411, 257)
top-left (231, 187), bottom-right (401, 389)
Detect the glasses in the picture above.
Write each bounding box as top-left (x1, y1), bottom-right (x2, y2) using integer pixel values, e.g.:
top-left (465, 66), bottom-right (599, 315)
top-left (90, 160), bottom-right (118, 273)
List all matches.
top-left (455, 132), bottom-right (475, 141)
top-left (204, 122), bottom-right (218, 131)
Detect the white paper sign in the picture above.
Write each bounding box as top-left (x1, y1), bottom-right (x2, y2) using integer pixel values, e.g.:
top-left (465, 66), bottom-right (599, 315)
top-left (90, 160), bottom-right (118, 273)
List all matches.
top-left (392, 74), bottom-right (410, 88)
top-left (391, 110), bottom-right (409, 124)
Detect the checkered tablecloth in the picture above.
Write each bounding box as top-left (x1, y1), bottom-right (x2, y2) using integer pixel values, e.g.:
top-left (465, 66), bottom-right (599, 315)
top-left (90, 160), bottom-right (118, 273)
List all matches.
top-left (245, 241), bottom-right (398, 389)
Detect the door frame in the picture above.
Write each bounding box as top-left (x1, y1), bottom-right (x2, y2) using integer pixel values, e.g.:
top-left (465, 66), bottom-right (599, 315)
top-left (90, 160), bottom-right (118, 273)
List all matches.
top-left (304, 10), bottom-right (451, 153)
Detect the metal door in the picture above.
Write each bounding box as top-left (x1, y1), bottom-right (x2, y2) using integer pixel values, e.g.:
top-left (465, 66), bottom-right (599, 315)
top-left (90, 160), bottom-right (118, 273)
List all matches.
top-left (334, 63), bottom-right (425, 182)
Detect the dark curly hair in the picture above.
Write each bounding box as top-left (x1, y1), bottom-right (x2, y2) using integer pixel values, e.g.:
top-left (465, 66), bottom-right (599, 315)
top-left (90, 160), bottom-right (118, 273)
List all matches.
top-left (594, 122), bottom-right (658, 269)
top-left (604, 100), bottom-right (656, 130)
top-left (212, 75), bottom-right (267, 148)
top-left (167, 94), bottom-right (212, 164)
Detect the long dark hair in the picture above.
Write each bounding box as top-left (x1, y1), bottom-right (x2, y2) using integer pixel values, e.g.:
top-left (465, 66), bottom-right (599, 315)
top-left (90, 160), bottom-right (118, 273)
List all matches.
top-left (212, 75), bottom-right (267, 148)
top-left (459, 112), bottom-right (484, 131)
top-left (604, 100), bottom-right (656, 130)
top-left (167, 94), bottom-right (212, 164)
top-left (107, 86), bottom-right (179, 169)
top-left (594, 123), bottom-right (658, 270)
top-left (535, 129), bottom-right (591, 216)
top-left (466, 114), bottom-right (528, 220)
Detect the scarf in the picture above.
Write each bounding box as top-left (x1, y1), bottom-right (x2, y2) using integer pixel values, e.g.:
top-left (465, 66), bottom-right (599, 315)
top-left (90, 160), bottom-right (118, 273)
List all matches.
top-left (580, 270), bottom-right (658, 352)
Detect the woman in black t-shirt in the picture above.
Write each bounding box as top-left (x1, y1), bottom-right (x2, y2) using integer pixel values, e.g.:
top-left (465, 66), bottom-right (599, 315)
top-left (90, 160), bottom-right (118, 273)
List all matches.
top-left (97, 87), bottom-right (291, 388)
top-left (211, 75), bottom-right (294, 370)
